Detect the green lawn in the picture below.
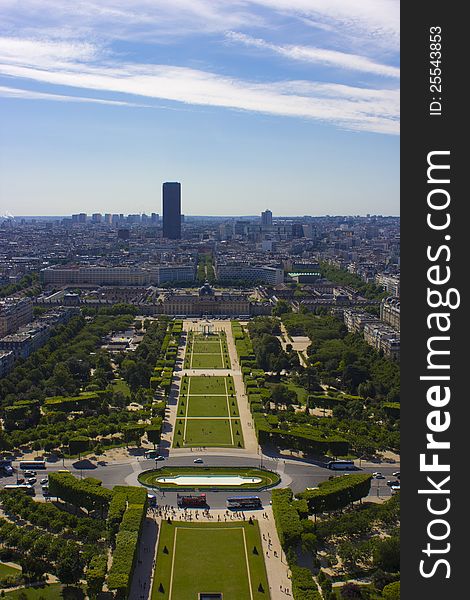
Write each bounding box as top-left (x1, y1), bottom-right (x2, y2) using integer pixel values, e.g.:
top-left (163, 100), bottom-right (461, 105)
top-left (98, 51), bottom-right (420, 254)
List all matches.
top-left (184, 376), bottom-right (234, 395)
top-left (186, 395), bottom-right (231, 417)
top-left (5, 584), bottom-right (84, 599)
top-left (0, 562), bottom-right (21, 580)
top-left (110, 378), bottom-right (131, 398)
top-left (190, 353), bottom-right (224, 369)
top-left (184, 333), bottom-right (231, 369)
top-left (175, 376), bottom-right (241, 447)
top-left (286, 383), bottom-right (309, 405)
top-left (173, 418), bottom-right (243, 448)
top-left (192, 340), bottom-right (223, 353)
top-left (152, 521), bottom-right (271, 600)
top-left (139, 466), bottom-right (280, 490)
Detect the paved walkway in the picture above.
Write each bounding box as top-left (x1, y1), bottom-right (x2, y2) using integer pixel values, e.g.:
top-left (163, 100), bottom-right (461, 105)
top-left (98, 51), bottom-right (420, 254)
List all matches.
top-left (257, 506), bottom-right (292, 599)
top-left (160, 332), bottom-right (188, 450)
top-left (279, 322), bottom-right (310, 368)
top-left (128, 515), bottom-right (158, 600)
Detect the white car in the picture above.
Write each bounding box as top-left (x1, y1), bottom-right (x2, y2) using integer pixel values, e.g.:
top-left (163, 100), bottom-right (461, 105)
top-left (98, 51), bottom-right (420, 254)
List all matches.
top-left (40, 478), bottom-right (49, 485)
top-left (373, 472), bottom-right (385, 479)
top-left (193, 458), bottom-right (204, 464)
top-left (26, 477), bottom-right (37, 484)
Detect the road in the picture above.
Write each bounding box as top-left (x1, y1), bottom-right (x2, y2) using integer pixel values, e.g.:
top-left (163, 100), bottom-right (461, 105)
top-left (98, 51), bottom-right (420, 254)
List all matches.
top-left (1, 452), bottom-right (399, 508)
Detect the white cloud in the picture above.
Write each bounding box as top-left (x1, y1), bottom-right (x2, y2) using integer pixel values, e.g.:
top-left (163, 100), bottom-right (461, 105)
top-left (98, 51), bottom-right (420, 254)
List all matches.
top-left (227, 32), bottom-right (399, 78)
top-left (0, 85), bottom-right (151, 107)
top-left (0, 0), bottom-right (264, 39)
top-left (0, 36), bottom-right (398, 135)
top-left (1, 0), bottom-right (399, 46)
top-left (249, 0), bottom-right (400, 49)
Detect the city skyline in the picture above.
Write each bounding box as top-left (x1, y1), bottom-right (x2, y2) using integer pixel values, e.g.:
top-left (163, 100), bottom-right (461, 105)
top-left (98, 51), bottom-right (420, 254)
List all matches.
top-left (1, 1), bottom-right (399, 217)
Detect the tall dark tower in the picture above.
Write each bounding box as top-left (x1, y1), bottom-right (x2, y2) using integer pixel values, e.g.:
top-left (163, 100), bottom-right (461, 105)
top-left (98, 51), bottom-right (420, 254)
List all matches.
top-left (162, 182), bottom-right (181, 239)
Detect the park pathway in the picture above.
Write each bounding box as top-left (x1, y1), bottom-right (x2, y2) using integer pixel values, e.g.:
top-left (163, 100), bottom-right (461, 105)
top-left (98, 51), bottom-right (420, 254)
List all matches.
top-left (279, 321), bottom-right (310, 368)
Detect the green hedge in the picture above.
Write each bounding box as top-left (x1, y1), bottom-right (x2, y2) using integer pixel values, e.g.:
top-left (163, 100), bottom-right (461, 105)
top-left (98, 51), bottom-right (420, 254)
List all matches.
top-left (291, 566), bottom-right (321, 600)
top-left (86, 552), bottom-right (108, 599)
top-left (107, 486), bottom-right (147, 598)
top-left (297, 473), bottom-right (372, 514)
top-left (271, 488), bottom-right (303, 550)
top-left (48, 472), bottom-right (113, 513)
top-left (120, 505), bottom-right (146, 532)
top-left (255, 420), bottom-right (349, 456)
top-left (43, 391), bottom-right (104, 412)
top-left (108, 491), bottom-right (128, 537)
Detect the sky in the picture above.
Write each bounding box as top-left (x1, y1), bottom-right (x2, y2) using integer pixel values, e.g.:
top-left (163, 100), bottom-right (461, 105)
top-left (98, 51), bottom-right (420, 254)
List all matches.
top-left (0, 0), bottom-right (400, 217)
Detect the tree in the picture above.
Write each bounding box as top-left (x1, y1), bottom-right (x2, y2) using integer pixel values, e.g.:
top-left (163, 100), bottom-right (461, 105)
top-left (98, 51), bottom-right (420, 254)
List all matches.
top-left (301, 532), bottom-right (318, 555)
top-left (56, 544), bottom-right (84, 586)
top-left (271, 384), bottom-right (297, 407)
top-left (19, 556), bottom-right (48, 582)
top-left (301, 365), bottom-right (321, 392)
top-left (69, 436), bottom-right (90, 457)
top-left (273, 300), bottom-right (292, 316)
top-left (146, 419), bottom-right (163, 448)
top-left (382, 581), bottom-right (400, 600)
top-left (341, 364), bottom-right (369, 394)
top-left (373, 537), bottom-right (400, 572)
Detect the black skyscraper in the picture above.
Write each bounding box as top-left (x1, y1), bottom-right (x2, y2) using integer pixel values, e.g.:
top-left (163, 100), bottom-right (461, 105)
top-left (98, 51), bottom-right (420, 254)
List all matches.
top-left (162, 182), bottom-right (181, 239)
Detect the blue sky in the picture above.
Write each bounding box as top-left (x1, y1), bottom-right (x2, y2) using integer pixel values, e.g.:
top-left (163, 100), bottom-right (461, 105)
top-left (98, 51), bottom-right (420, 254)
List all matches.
top-left (0, 0), bottom-right (399, 217)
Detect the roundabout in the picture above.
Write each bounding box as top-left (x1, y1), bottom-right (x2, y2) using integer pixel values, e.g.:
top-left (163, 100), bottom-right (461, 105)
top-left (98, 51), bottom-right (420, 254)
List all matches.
top-left (138, 466), bottom-right (281, 491)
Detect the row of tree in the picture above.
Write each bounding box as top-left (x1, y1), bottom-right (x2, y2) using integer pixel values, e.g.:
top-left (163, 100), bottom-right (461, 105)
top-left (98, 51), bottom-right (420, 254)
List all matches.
top-left (0, 517), bottom-right (88, 586)
top-left (0, 490), bottom-right (106, 543)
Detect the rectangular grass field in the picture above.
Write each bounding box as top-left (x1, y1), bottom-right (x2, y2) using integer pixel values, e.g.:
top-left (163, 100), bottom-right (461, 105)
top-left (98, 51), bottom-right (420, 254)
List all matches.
top-left (185, 376), bottom-right (234, 395)
top-left (180, 418), bottom-right (243, 447)
top-left (174, 376), bottom-right (242, 447)
top-left (190, 353), bottom-right (224, 369)
top-left (184, 333), bottom-right (231, 369)
top-left (185, 395), bottom-right (238, 418)
top-left (152, 521), bottom-right (271, 600)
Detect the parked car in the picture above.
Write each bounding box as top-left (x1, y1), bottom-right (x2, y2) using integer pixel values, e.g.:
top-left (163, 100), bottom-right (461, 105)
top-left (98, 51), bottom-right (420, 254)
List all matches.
top-left (40, 478), bottom-right (49, 485)
top-left (24, 470), bottom-right (36, 477)
top-left (16, 477), bottom-right (25, 484)
top-left (392, 471), bottom-right (400, 478)
top-left (26, 477), bottom-right (37, 484)
top-left (387, 480), bottom-right (400, 487)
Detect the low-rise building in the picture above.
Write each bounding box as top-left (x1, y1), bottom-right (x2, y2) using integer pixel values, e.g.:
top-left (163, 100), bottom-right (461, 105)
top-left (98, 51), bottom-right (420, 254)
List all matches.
top-left (0, 297), bottom-right (33, 336)
top-left (376, 274), bottom-right (400, 297)
top-left (40, 264), bottom-right (195, 287)
top-left (343, 309), bottom-right (379, 334)
top-left (159, 282), bottom-right (250, 316)
top-left (380, 296), bottom-right (400, 330)
top-left (363, 322), bottom-right (400, 361)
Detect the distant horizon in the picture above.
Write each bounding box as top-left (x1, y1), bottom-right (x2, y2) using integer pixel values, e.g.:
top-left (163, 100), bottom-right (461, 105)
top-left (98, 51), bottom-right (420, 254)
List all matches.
top-left (2, 213), bottom-right (400, 220)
